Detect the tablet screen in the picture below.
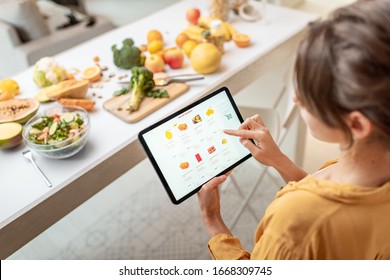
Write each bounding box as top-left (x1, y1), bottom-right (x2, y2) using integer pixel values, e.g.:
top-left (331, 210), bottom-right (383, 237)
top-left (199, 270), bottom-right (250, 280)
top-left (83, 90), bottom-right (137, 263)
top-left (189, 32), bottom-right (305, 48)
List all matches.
top-left (138, 87), bottom-right (251, 204)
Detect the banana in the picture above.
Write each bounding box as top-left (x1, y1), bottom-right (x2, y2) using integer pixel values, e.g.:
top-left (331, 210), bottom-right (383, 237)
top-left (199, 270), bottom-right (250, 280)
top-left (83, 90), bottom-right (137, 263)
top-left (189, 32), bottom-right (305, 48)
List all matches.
top-left (197, 16), bottom-right (213, 28)
top-left (223, 21), bottom-right (238, 37)
top-left (183, 20), bottom-right (239, 43)
top-left (186, 24), bottom-right (206, 35)
top-left (221, 22), bottom-right (232, 41)
top-left (197, 16), bottom-right (238, 42)
top-left (182, 24), bottom-right (206, 42)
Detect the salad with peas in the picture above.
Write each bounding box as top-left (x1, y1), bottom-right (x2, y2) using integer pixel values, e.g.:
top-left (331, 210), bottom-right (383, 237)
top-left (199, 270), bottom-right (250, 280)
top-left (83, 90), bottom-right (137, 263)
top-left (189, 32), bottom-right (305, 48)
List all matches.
top-left (27, 112), bottom-right (86, 145)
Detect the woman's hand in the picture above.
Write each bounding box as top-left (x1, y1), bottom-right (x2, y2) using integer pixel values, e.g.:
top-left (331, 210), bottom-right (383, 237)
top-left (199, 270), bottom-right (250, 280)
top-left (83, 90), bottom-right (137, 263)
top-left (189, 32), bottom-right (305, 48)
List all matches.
top-left (224, 114), bottom-right (308, 183)
top-left (224, 114), bottom-right (284, 167)
top-left (197, 173), bottom-right (233, 237)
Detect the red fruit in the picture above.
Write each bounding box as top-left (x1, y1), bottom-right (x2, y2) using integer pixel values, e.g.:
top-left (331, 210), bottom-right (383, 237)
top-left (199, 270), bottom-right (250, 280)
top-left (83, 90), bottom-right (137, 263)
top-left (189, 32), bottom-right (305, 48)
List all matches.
top-left (163, 49), bottom-right (184, 69)
top-left (186, 8), bottom-right (201, 25)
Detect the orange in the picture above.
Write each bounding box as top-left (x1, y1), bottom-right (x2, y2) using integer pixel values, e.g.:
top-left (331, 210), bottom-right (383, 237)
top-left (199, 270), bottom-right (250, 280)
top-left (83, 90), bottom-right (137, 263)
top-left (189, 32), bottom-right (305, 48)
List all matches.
top-left (190, 43), bottom-right (221, 74)
top-left (139, 44), bottom-right (148, 52)
top-left (175, 32), bottom-right (190, 48)
top-left (232, 33), bottom-right (251, 48)
top-left (82, 65), bottom-right (101, 82)
top-left (148, 39), bottom-right (164, 54)
top-left (182, 40), bottom-right (197, 57)
top-left (0, 91), bottom-right (14, 102)
top-left (147, 29), bottom-right (163, 44)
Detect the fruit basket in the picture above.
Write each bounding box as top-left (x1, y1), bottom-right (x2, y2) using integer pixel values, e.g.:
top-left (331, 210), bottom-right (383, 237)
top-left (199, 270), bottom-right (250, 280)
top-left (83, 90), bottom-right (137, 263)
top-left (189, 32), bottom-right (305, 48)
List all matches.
top-left (22, 105), bottom-right (90, 159)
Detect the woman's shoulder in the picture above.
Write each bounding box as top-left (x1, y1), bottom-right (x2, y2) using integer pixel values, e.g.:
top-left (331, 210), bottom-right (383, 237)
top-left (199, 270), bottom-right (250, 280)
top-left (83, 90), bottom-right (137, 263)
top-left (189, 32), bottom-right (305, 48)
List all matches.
top-left (261, 176), bottom-right (344, 238)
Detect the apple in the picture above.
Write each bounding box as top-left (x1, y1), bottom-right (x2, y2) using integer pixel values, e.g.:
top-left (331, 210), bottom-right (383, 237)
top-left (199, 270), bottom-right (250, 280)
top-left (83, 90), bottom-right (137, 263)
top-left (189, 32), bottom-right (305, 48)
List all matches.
top-left (186, 8), bottom-right (201, 25)
top-left (163, 48), bottom-right (184, 69)
top-left (144, 54), bottom-right (165, 73)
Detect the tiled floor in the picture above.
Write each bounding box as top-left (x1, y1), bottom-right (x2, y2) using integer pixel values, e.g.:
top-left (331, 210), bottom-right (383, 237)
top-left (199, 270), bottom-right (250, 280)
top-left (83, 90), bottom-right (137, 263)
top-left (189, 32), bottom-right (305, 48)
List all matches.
top-left (8, 0), bottom-right (343, 260)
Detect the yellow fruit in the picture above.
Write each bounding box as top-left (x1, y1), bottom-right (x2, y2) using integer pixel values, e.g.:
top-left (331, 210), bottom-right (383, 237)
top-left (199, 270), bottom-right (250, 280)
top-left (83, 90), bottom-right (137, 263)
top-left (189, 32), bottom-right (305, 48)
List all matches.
top-left (233, 33), bottom-right (251, 48)
top-left (182, 24), bottom-right (206, 42)
top-left (190, 43), bottom-right (222, 74)
top-left (165, 130), bottom-right (173, 139)
top-left (175, 32), bottom-right (190, 48)
top-left (148, 39), bottom-right (164, 54)
top-left (147, 29), bottom-right (163, 44)
top-left (0, 78), bottom-right (19, 96)
top-left (82, 65), bottom-right (101, 82)
top-left (182, 40), bottom-right (197, 57)
top-left (206, 108), bottom-right (214, 116)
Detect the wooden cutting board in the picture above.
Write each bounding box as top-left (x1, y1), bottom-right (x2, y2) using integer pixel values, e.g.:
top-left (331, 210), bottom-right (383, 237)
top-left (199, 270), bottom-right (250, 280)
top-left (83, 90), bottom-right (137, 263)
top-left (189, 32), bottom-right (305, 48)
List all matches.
top-left (103, 83), bottom-right (189, 123)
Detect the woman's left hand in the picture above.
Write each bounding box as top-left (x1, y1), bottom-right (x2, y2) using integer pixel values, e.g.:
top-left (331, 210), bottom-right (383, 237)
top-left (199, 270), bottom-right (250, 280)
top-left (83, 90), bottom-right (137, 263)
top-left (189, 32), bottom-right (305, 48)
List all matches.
top-left (197, 173), bottom-right (233, 237)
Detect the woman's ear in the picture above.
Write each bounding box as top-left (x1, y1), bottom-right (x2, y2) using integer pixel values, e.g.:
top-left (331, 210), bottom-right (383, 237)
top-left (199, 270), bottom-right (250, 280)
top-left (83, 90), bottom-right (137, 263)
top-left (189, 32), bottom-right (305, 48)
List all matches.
top-left (346, 111), bottom-right (373, 140)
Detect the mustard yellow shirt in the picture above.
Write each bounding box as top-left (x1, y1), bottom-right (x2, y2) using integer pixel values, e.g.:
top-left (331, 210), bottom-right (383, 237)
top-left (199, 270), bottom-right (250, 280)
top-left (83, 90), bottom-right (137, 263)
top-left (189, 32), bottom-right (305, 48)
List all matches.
top-left (208, 175), bottom-right (390, 259)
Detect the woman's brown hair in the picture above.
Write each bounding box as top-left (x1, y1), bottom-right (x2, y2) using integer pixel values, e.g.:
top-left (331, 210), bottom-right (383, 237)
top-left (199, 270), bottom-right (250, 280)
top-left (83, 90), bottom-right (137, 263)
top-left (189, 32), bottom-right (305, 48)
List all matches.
top-left (295, 0), bottom-right (390, 148)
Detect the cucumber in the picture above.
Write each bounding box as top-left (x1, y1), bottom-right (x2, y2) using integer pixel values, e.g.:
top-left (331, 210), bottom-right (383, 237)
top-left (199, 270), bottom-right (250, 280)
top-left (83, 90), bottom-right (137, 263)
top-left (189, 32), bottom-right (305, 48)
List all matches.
top-left (49, 122), bottom-right (58, 136)
top-left (29, 128), bottom-right (41, 135)
top-left (60, 112), bottom-right (74, 123)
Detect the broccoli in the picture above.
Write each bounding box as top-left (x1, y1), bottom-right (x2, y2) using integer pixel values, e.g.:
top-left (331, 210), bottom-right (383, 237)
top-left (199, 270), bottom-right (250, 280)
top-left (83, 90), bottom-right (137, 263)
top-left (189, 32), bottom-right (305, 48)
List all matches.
top-left (128, 67), bottom-right (155, 111)
top-left (112, 38), bottom-right (144, 69)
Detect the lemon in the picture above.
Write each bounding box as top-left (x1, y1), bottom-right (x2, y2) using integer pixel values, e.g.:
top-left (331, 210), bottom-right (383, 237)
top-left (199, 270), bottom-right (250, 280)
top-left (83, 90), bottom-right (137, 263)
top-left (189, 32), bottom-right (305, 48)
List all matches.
top-left (165, 130), bottom-right (173, 140)
top-left (190, 43), bottom-right (222, 74)
top-left (182, 40), bottom-right (197, 57)
top-left (148, 40), bottom-right (164, 54)
top-left (0, 78), bottom-right (20, 95)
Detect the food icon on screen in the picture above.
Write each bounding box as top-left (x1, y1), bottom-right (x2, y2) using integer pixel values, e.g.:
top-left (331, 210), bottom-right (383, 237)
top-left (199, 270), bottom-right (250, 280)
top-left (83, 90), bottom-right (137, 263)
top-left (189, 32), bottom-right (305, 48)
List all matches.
top-left (206, 108), bottom-right (215, 116)
top-left (179, 162), bottom-right (189, 169)
top-left (165, 130), bottom-right (173, 139)
top-left (192, 114), bottom-right (202, 124)
top-left (208, 146), bottom-right (216, 154)
top-left (178, 123), bottom-right (188, 131)
top-left (195, 153), bottom-right (202, 162)
top-left (222, 138), bottom-right (227, 144)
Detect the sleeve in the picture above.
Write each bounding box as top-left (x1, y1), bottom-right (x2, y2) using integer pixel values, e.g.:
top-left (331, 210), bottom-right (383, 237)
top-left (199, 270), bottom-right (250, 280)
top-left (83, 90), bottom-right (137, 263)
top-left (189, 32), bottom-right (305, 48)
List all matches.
top-left (251, 232), bottom-right (301, 259)
top-left (207, 234), bottom-right (251, 260)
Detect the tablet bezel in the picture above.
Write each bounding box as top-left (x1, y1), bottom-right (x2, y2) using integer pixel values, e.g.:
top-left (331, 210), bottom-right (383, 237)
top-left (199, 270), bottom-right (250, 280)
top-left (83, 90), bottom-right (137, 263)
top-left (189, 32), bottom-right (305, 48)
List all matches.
top-left (138, 86), bottom-right (252, 204)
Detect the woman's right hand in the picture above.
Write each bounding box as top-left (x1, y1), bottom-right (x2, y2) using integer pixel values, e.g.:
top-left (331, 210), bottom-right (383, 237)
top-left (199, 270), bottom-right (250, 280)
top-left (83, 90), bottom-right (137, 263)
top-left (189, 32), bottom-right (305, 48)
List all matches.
top-left (224, 114), bottom-right (284, 168)
top-left (224, 114), bottom-right (308, 183)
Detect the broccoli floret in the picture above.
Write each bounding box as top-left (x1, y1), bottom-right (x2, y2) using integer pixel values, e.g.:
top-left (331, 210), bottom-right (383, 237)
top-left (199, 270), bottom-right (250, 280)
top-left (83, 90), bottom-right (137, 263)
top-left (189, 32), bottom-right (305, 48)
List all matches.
top-left (128, 67), bottom-right (155, 111)
top-left (112, 38), bottom-right (144, 70)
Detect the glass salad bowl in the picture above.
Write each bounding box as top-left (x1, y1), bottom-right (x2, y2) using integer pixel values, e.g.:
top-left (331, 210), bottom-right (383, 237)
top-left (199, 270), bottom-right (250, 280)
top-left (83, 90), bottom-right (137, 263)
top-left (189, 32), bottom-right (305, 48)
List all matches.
top-left (22, 105), bottom-right (90, 159)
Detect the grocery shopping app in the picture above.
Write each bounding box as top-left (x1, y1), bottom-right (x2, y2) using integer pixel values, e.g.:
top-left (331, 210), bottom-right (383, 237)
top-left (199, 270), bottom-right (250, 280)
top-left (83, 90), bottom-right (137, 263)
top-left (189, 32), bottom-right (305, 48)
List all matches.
top-left (142, 90), bottom-right (250, 200)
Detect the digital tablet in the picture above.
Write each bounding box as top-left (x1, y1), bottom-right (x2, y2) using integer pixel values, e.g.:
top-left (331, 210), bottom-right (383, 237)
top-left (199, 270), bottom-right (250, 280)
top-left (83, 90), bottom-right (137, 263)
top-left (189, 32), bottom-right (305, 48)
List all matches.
top-left (138, 87), bottom-right (252, 204)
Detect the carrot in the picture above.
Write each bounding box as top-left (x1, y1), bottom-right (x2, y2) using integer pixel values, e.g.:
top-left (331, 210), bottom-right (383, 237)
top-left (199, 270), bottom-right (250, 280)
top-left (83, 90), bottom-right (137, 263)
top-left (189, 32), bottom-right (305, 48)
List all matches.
top-left (57, 98), bottom-right (95, 111)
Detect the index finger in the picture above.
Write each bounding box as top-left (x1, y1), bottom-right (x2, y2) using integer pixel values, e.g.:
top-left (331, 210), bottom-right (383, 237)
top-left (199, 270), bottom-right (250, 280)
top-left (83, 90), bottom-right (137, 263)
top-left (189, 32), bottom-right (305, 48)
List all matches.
top-left (224, 128), bottom-right (258, 139)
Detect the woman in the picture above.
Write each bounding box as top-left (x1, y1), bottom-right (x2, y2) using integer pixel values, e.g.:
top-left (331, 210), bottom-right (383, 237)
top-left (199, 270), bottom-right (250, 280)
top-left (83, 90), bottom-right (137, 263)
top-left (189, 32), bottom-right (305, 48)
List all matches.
top-left (197, 0), bottom-right (390, 259)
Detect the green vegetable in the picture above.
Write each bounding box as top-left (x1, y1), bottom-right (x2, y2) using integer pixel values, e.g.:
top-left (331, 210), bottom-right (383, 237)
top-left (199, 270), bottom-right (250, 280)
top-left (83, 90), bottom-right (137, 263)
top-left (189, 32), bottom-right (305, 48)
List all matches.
top-left (145, 89), bottom-right (169, 98)
top-left (111, 38), bottom-right (144, 70)
top-left (128, 67), bottom-right (155, 111)
top-left (113, 88), bottom-right (129, 96)
top-left (33, 57), bottom-right (67, 88)
top-left (111, 68), bottom-right (170, 109)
